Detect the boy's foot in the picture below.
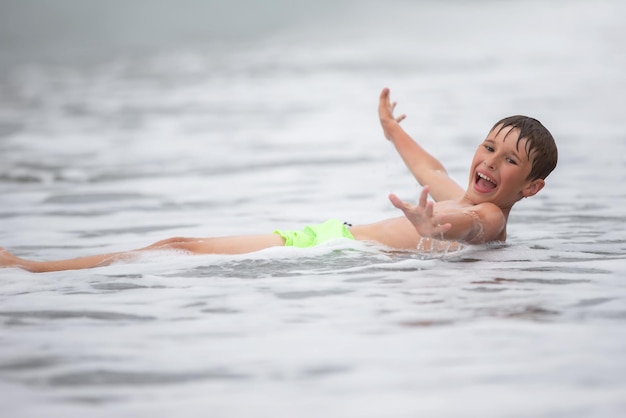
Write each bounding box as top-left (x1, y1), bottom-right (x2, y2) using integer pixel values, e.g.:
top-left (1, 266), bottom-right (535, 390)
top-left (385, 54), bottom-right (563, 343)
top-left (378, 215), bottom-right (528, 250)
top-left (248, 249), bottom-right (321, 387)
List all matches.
top-left (0, 247), bottom-right (27, 270)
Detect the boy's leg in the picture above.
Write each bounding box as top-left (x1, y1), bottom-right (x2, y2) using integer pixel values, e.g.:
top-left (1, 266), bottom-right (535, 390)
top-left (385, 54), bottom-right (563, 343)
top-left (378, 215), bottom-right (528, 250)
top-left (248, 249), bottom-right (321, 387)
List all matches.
top-left (0, 247), bottom-right (133, 273)
top-left (0, 234), bottom-right (285, 273)
top-left (142, 234), bottom-right (285, 254)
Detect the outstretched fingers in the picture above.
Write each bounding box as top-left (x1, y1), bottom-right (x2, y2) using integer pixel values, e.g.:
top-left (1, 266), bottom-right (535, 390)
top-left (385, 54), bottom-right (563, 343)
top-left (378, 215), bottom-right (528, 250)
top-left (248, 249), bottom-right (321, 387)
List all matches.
top-left (389, 188), bottom-right (452, 238)
top-left (379, 88), bottom-right (406, 123)
top-left (388, 193), bottom-right (410, 212)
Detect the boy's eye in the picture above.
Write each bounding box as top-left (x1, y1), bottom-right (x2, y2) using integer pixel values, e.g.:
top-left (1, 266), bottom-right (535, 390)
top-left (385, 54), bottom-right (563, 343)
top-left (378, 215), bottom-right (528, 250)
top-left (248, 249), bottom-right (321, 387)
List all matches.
top-left (484, 145), bottom-right (494, 152)
top-left (506, 157), bottom-right (517, 165)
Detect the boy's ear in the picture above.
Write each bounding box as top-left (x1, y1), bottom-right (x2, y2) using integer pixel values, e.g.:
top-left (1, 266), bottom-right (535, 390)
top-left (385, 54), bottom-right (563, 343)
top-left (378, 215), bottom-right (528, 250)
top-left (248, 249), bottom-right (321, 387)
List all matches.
top-left (522, 178), bottom-right (545, 198)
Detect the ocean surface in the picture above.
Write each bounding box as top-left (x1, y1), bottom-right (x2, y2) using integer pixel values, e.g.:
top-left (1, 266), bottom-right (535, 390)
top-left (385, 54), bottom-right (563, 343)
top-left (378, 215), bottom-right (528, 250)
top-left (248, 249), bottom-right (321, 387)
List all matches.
top-left (1, 0), bottom-right (625, 417)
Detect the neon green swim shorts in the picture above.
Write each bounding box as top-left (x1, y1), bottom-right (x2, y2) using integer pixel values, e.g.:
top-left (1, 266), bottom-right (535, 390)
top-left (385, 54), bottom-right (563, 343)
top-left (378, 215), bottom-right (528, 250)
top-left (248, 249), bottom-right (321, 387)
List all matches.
top-left (274, 219), bottom-right (355, 248)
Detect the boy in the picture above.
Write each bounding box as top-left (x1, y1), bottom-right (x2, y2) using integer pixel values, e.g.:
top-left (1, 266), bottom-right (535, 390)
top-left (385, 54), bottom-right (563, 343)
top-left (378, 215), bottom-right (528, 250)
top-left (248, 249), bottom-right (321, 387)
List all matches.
top-left (0, 88), bottom-right (557, 272)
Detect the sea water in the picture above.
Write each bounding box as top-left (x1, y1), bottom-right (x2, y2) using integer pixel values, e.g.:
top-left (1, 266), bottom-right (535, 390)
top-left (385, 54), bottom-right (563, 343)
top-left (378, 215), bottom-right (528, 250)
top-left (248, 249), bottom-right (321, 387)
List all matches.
top-left (1, 0), bottom-right (625, 417)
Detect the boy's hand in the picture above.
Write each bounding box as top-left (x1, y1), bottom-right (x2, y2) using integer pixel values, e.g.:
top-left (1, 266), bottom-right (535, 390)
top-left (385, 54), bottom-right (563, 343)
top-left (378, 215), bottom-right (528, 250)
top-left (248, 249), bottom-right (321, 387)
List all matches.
top-left (379, 88), bottom-right (406, 141)
top-left (389, 186), bottom-right (452, 239)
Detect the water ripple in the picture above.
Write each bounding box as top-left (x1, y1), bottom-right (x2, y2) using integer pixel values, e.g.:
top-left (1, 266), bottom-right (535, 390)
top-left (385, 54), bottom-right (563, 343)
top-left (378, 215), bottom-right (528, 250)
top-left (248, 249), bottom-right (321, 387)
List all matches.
top-left (47, 368), bottom-right (250, 386)
top-left (0, 310), bottom-right (155, 322)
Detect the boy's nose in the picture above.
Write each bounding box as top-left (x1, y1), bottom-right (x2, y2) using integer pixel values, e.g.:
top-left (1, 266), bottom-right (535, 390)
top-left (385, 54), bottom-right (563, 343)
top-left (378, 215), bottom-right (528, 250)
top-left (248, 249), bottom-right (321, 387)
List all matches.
top-left (483, 158), bottom-right (496, 169)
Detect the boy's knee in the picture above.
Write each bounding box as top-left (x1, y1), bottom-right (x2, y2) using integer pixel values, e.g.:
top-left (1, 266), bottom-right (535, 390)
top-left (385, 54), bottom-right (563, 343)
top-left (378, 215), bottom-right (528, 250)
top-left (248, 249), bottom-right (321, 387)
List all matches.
top-left (146, 237), bottom-right (191, 250)
top-left (164, 240), bottom-right (206, 254)
top-left (145, 237), bottom-right (214, 254)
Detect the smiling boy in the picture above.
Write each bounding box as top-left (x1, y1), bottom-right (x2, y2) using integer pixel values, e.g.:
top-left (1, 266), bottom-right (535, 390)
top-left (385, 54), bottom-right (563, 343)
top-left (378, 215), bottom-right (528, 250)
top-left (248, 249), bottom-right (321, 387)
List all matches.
top-left (348, 88), bottom-right (557, 249)
top-left (0, 88), bottom-right (557, 272)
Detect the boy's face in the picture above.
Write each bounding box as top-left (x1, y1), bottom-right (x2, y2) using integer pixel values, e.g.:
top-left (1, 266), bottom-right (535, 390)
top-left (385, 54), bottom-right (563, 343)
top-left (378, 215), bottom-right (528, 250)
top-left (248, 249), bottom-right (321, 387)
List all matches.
top-left (466, 124), bottom-right (544, 209)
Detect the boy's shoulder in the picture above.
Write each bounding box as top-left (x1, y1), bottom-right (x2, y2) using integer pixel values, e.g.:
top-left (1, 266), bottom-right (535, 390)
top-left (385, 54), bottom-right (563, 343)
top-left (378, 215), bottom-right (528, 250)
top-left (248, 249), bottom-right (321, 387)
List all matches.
top-left (469, 202), bottom-right (507, 242)
top-left (440, 200), bottom-right (507, 243)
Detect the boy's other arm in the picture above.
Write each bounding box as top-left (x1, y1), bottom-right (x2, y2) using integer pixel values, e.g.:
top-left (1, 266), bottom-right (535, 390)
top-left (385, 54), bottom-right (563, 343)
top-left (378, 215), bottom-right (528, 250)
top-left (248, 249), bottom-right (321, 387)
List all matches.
top-left (390, 187), bottom-right (506, 244)
top-left (379, 88), bottom-right (464, 202)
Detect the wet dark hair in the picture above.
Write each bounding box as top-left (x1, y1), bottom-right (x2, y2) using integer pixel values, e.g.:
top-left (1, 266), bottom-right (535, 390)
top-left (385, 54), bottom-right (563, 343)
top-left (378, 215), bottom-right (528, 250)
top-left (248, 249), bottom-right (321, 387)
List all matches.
top-left (491, 115), bottom-right (558, 180)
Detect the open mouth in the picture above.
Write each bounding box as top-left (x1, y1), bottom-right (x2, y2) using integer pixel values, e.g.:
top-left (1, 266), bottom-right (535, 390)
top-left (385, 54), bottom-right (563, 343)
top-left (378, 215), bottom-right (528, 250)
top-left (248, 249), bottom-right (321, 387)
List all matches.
top-left (475, 171), bottom-right (497, 192)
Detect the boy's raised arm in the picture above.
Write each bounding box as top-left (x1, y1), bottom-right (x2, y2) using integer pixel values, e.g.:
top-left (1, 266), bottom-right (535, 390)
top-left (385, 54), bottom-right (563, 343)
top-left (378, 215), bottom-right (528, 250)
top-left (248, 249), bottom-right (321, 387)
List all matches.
top-left (379, 88), bottom-right (464, 201)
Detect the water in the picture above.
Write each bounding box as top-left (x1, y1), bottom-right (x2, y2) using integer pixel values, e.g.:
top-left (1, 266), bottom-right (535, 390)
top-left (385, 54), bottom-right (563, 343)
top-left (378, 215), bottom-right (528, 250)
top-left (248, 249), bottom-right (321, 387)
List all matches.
top-left (1, 0), bottom-right (626, 416)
